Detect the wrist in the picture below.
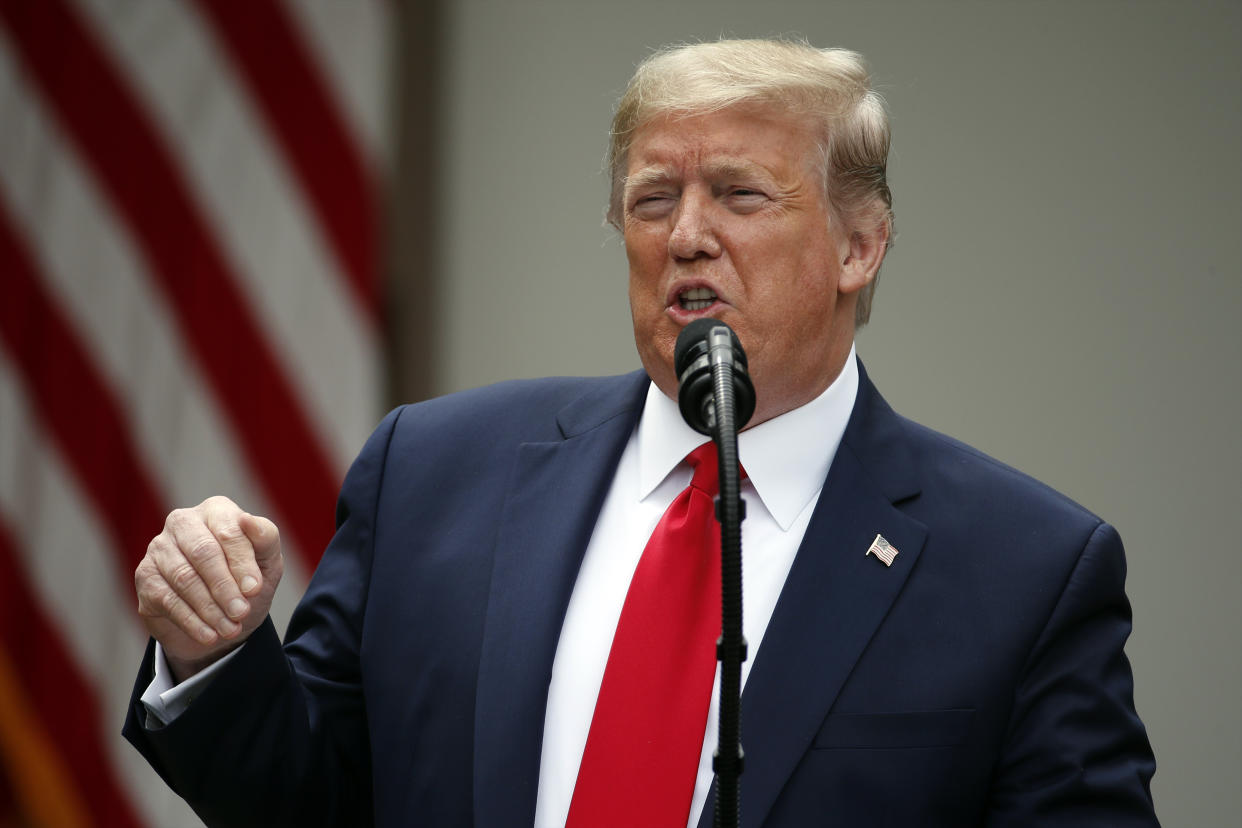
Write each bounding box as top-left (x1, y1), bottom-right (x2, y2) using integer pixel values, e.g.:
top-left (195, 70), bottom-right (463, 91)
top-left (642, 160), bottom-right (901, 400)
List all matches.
top-left (165, 640), bottom-right (243, 684)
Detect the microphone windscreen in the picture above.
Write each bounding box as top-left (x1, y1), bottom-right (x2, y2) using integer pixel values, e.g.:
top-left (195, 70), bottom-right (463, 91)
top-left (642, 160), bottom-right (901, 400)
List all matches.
top-left (674, 318), bottom-right (721, 376)
top-left (674, 318), bottom-right (756, 434)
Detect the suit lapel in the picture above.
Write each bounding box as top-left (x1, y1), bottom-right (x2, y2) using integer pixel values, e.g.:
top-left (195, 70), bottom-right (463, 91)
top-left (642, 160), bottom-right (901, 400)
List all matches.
top-left (472, 373), bottom-right (647, 828)
top-left (698, 363), bottom-right (929, 828)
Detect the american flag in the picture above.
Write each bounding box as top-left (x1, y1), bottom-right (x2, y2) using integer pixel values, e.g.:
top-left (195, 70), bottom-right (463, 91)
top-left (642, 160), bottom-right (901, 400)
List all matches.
top-left (866, 534), bottom-right (899, 567)
top-left (0, 1), bottom-right (389, 825)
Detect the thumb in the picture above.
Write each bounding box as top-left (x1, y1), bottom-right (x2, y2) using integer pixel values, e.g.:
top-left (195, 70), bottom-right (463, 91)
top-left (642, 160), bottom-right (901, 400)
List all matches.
top-left (239, 512), bottom-right (282, 570)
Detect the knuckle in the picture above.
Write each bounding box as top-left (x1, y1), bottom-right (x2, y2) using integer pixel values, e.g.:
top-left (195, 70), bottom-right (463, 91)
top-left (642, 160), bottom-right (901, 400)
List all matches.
top-left (134, 580), bottom-right (158, 613)
top-left (208, 572), bottom-right (239, 597)
top-left (137, 580), bottom-right (173, 617)
top-left (134, 558), bottom-right (154, 589)
top-left (145, 534), bottom-right (171, 563)
top-left (214, 521), bottom-right (247, 548)
top-left (165, 507), bottom-right (192, 531)
top-left (201, 495), bottom-right (240, 523)
top-left (168, 561), bottom-right (202, 594)
top-left (185, 535), bottom-right (221, 565)
top-left (170, 599), bottom-right (201, 630)
top-left (136, 596), bottom-right (157, 619)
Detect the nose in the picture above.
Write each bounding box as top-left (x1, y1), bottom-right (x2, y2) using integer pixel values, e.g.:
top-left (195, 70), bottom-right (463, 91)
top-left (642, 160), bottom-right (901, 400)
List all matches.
top-left (667, 189), bottom-right (721, 261)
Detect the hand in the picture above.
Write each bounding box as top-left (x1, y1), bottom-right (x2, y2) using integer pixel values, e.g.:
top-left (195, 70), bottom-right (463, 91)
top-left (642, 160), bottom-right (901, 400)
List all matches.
top-left (135, 496), bottom-right (284, 682)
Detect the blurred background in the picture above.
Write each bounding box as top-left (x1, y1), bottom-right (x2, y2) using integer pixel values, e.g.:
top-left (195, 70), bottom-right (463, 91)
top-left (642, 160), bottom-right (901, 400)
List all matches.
top-left (0, 1), bottom-right (1237, 825)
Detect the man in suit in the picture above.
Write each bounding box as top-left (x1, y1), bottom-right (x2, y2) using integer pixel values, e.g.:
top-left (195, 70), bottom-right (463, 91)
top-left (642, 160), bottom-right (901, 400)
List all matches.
top-left (125, 39), bottom-right (1158, 826)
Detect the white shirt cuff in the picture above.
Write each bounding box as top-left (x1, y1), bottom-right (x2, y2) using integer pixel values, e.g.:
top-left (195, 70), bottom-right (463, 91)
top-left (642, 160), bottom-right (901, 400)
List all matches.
top-left (139, 642), bottom-right (244, 727)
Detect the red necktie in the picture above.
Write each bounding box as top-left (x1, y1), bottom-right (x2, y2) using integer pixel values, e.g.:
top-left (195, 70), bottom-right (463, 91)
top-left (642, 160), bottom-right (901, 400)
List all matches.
top-left (566, 443), bottom-right (722, 828)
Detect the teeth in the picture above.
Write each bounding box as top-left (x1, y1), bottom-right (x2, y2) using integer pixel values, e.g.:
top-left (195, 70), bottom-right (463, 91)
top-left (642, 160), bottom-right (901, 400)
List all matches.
top-left (679, 287), bottom-right (717, 310)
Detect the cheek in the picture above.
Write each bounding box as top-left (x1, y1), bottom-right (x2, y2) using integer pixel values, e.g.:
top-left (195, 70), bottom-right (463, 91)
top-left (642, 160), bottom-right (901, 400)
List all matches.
top-left (623, 235), bottom-right (641, 271)
top-left (746, 248), bottom-right (829, 307)
top-left (627, 267), bottom-right (659, 318)
top-left (625, 240), bottom-right (669, 316)
top-left (790, 241), bottom-right (842, 299)
top-left (624, 226), bottom-right (664, 273)
top-left (749, 255), bottom-right (839, 347)
top-left (627, 267), bottom-right (664, 340)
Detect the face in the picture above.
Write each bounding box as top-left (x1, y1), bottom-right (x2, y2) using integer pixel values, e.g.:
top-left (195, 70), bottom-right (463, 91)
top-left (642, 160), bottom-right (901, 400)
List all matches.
top-left (623, 105), bottom-right (881, 426)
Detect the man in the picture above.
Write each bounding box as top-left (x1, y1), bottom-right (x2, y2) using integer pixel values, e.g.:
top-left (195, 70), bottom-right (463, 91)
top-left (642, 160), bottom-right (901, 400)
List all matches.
top-left (125, 39), bottom-right (1158, 826)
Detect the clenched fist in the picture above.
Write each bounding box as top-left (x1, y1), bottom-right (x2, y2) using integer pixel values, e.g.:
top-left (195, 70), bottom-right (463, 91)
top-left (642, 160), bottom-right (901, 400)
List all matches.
top-left (135, 496), bottom-right (284, 682)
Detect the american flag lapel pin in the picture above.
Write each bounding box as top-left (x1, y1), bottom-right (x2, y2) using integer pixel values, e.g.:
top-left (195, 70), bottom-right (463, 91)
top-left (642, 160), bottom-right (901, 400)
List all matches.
top-left (866, 534), bottom-right (899, 567)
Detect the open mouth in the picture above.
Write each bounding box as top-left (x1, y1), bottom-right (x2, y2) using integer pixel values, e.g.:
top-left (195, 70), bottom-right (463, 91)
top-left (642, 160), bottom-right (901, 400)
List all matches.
top-left (678, 287), bottom-right (718, 311)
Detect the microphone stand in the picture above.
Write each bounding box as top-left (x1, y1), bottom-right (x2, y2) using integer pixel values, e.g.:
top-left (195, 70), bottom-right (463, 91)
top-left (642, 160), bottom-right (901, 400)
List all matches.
top-left (708, 340), bottom-right (746, 828)
top-left (674, 318), bottom-right (753, 828)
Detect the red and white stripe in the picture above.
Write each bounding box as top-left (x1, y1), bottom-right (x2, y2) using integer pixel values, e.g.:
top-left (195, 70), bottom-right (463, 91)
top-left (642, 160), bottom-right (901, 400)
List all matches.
top-left (0, 1), bottom-right (389, 824)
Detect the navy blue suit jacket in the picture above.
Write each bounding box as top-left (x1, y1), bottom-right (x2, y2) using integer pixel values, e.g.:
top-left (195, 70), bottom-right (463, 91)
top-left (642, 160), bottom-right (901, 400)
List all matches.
top-left (124, 363), bottom-right (1157, 826)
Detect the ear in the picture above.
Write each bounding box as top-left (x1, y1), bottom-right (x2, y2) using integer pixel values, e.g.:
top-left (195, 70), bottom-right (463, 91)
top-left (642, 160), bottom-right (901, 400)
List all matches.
top-left (838, 222), bottom-right (889, 296)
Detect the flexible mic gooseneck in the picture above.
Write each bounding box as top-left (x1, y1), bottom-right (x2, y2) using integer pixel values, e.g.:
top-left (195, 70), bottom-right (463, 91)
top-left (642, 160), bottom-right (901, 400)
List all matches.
top-left (674, 318), bottom-right (753, 828)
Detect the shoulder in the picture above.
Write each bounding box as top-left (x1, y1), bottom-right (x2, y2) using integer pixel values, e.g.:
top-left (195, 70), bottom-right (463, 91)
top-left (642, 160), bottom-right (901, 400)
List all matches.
top-left (883, 410), bottom-right (1121, 626)
top-left (847, 367), bottom-right (1111, 587)
top-left (331, 370), bottom-right (647, 523)
top-left (389, 371), bottom-right (646, 435)
top-left (849, 364), bottom-right (1103, 535)
top-left (350, 371), bottom-right (647, 471)
top-left (902, 415), bottom-right (1101, 528)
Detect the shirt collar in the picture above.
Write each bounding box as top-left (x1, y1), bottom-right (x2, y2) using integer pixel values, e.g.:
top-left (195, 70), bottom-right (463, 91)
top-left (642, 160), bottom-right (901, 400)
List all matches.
top-left (637, 345), bottom-right (859, 530)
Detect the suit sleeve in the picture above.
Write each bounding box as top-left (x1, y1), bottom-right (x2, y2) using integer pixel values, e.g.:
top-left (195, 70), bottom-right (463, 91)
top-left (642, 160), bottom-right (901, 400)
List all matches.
top-left (121, 407), bottom-right (406, 828)
top-left (985, 521), bottom-right (1159, 826)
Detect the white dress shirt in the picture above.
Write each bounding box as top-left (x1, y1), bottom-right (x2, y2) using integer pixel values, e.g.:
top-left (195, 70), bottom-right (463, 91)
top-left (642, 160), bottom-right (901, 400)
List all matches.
top-left (534, 350), bottom-right (858, 828)
top-left (145, 349), bottom-right (859, 828)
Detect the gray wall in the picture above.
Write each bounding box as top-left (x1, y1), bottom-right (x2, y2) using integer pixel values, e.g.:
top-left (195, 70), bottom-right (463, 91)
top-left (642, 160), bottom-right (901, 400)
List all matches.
top-left (420, 1), bottom-right (1242, 823)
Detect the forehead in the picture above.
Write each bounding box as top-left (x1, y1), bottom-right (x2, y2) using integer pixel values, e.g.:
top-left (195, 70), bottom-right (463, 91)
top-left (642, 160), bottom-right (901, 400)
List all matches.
top-left (625, 105), bottom-right (822, 179)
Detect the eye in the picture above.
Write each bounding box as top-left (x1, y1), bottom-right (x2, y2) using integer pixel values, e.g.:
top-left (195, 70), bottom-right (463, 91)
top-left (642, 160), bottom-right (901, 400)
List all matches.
top-left (629, 193), bottom-right (676, 219)
top-left (724, 187), bottom-right (767, 212)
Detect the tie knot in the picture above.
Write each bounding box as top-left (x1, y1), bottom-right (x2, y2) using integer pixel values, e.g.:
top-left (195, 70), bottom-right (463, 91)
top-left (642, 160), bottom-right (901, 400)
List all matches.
top-left (686, 443), bottom-right (719, 495)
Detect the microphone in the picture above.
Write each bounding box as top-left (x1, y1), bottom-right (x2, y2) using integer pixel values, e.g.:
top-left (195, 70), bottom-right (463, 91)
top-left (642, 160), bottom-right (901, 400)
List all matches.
top-left (674, 318), bottom-right (756, 436)
top-left (674, 317), bottom-right (753, 828)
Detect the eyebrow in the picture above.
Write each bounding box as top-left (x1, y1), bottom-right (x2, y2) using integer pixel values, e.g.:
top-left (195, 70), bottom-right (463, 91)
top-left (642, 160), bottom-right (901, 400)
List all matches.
top-left (623, 167), bottom-right (673, 196)
top-left (623, 159), bottom-right (773, 199)
top-left (699, 159), bottom-right (771, 182)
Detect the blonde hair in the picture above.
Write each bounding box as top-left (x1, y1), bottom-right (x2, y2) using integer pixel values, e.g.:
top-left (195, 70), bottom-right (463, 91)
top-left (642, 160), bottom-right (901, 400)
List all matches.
top-left (607, 39), bottom-right (893, 325)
